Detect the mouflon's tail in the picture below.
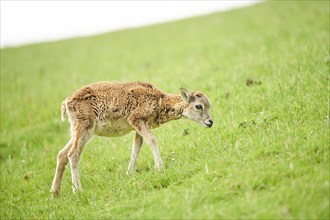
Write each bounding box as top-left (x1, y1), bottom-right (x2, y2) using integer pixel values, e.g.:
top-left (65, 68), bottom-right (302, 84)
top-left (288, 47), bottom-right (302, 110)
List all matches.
top-left (61, 98), bottom-right (68, 121)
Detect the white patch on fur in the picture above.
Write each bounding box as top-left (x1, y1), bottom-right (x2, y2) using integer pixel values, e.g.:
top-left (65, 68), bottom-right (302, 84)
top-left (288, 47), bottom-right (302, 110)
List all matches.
top-left (94, 118), bottom-right (134, 137)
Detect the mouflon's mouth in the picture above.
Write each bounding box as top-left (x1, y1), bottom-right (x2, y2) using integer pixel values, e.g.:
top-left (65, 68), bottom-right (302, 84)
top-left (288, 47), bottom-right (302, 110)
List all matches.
top-left (203, 122), bottom-right (213, 128)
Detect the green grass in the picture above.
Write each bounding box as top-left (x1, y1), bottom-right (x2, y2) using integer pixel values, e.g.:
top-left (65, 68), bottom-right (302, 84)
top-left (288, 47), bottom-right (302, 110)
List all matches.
top-left (1, 1), bottom-right (329, 219)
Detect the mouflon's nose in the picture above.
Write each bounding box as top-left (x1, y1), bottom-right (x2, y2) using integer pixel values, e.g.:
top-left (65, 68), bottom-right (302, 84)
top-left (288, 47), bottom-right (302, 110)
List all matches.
top-left (206, 119), bottom-right (213, 128)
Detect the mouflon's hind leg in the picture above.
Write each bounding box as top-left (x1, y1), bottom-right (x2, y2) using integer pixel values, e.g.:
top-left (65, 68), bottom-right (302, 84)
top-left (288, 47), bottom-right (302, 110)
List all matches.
top-left (68, 121), bottom-right (93, 194)
top-left (126, 132), bottom-right (143, 175)
top-left (50, 138), bottom-right (73, 197)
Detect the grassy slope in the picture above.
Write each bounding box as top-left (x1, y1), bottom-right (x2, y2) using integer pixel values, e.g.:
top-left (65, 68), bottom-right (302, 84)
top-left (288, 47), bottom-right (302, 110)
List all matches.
top-left (1, 1), bottom-right (329, 219)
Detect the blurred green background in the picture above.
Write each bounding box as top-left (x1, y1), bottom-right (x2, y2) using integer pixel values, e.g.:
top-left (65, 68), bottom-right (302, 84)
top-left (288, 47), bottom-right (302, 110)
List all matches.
top-left (1, 1), bottom-right (329, 219)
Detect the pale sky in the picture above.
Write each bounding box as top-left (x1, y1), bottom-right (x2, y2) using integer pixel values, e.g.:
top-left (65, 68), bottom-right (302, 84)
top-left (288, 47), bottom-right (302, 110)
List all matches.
top-left (0, 1), bottom-right (260, 48)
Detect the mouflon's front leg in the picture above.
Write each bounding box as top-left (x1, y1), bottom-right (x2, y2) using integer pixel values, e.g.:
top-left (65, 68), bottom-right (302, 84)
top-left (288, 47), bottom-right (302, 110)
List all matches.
top-left (126, 132), bottom-right (143, 175)
top-left (129, 119), bottom-right (164, 171)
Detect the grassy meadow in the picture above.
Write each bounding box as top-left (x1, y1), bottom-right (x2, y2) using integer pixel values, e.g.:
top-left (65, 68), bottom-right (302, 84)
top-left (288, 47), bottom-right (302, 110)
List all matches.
top-left (1, 1), bottom-right (329, 219)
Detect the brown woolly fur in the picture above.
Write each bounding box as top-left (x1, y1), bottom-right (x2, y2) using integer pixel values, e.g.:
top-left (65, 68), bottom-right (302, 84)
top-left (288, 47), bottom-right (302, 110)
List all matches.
top-left (50, 81), bottom-right (213, 197)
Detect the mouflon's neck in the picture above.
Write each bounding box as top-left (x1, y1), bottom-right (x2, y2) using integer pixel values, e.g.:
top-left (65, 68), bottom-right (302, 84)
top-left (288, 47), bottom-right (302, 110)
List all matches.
top-left (157, 94), bottom-right (188, 124)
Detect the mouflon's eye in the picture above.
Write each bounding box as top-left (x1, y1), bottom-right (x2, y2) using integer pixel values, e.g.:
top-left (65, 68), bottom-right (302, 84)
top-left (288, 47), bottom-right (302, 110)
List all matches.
top-left (195, 104), bottom-right (203, 110)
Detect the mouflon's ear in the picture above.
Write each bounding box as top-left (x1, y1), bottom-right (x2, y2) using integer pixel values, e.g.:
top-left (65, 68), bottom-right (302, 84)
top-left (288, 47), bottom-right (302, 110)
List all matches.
top-left (180, 87), bottom-right (191, 103)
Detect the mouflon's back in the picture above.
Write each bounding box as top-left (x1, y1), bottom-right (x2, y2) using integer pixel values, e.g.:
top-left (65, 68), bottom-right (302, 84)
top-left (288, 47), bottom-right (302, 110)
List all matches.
top-left (64, 82), bottom-right (165, 123)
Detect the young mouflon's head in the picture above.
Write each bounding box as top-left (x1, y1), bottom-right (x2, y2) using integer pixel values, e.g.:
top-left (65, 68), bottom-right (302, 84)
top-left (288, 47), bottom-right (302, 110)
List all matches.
top-left (180, 87), bottom-right (213, 128)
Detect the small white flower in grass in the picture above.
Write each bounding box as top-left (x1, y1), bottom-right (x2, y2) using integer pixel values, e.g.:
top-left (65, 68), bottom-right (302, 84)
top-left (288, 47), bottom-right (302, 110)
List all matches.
top-left (171, 158), bottom-right (175, 161)
top-left (205, 164), bottom-right (209, 174)
top-left (290, 162), bottom-right (294, 170)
